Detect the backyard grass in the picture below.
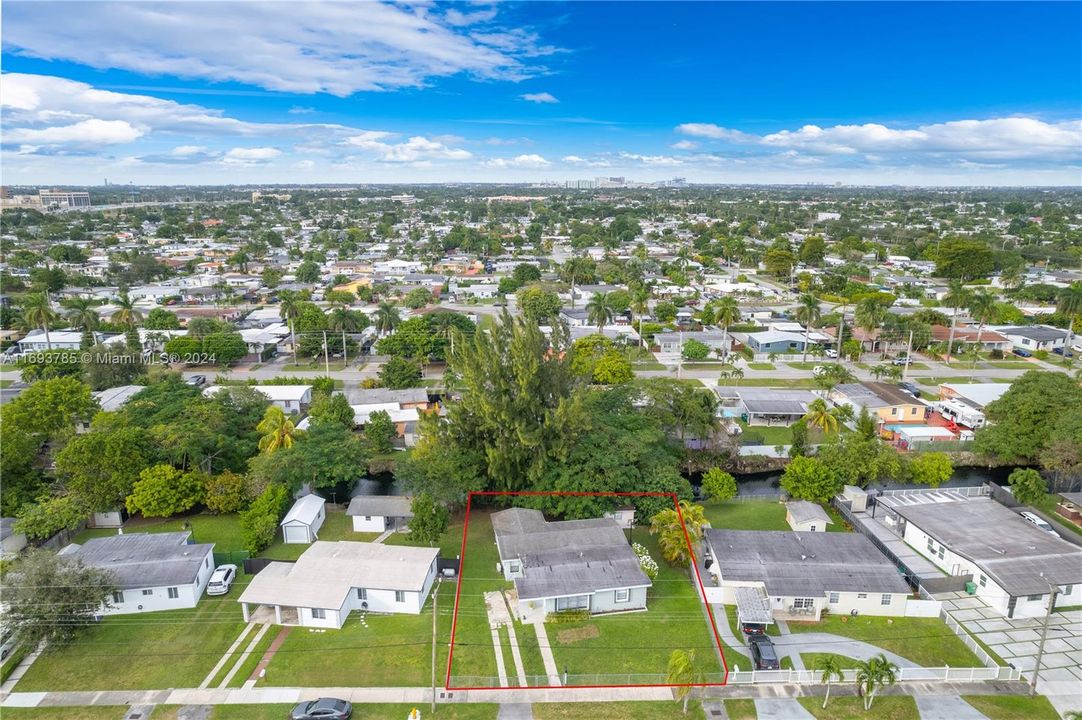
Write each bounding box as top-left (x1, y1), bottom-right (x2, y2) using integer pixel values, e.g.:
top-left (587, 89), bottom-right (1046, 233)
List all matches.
top-left (259, 505), bottom-right (379, 560)
top-left (17, 579), bottom-right (250, 691)
top-left (737, 420), bottom-right (793, 446)
top-left (71, 512), bottom-right (244, 552)
top-left (384, 512), bottom-right (467, 559)
top-left (703, 500), bottom-right (788, 531)
top-left (961, 695), bottom-right (1061, 720)
top-left (725, 699), bottom-right (758, 720)
top-left (787, 614), bottom-right (981, 668)
top-left (544, 530), bottom-right (725, 684)
top-left (798, 696), bottom-right (918, 720)
top-left (747, 363), bottom-right (775, 370)
top-left (981, 361), bottom-right (1035, 369)
top-left (534, 701), bottom-right (706, 719)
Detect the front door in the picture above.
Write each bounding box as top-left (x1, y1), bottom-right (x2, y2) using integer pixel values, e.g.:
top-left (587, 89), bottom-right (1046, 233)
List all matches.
top-left (1007, 596), bottom-right (1017, 618)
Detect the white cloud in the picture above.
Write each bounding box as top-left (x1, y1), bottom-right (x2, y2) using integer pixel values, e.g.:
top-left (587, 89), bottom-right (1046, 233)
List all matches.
top-left (3, 2), bottom-right (556, 96)
top-left (171, 145), bottom-right (208, 156)
top-left (675, 123), bottom-right (753, 141)
top-left (223, 147), bottom-right (282, 164)
top-left (444, 7), bottom-right (499, 27)
top-left (486, 153), bottom-right (551, 168)
top-left (521, 92), bottom-right (559, 104)
top-left (3, 118), bottom-right (144, 147)
top-left (288, 106), bottom-right (316, 115)
top-left (671, 140), bottom-right (698, 150)
top-left (618, 152), bottom-right (684, 167)
top-left (345, 131), bottom-right (472, 163)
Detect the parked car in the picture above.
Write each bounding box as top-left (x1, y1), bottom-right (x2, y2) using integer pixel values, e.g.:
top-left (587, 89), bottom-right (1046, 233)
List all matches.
top-left (812, 365), bottom-right (827, 377)
top-left (748, 635), bottom-right (781, 670)
top-left (1020, 511), bottom-right (1058, 536)
top-left (0, 630), bottom-right (16, 661)
top-left (1012, 347), bottom-right (1033, 358)
top-left (891, 355), bottom-right (909, 366)
top-left (1053, 347), bottom-right (1064, 355)
top-left (741, 622), bottom-right (768, 636)
top-left (185, 375), bottom-right (207, 387)
top-left (290, 698), bottom-right (352, 720)
top-left (898, 381), bottom-right (921, 398)
top-left (206, 564), bottom-right (238, 596)
top-left (824, 348), bottom-right (838, 359)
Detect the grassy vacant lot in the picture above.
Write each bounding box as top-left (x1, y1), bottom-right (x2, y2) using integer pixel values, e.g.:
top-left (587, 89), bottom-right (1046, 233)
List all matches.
top-left (17, 578), bottom-right (250, 691)
top-left (787, 614), bottom-right (981, 668)
top-left (259, 584), bottom-right (453, 687)
top-left (534, 701), bottom-right (705, 719)
top-left (703, 500), bottom-right (788, 531)
top-left (72, 512), bottom-right (244, 551)
top-left (544, 530), bottom-right (724, 683)
top-left (725, 699), bottom-right (757, 720)
top-left (798, 696), bottom-right (917, 720)
top-left (961, 695), bottom-right (1061, 720)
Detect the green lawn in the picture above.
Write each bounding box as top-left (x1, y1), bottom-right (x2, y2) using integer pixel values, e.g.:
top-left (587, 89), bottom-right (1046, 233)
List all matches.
top-left (721, 378), bottom-right (821, 388)
top-left (982, 361), bottom-right (1035, 369)
top-left (535, 701), bottom-right (706, 719)
top-left (961, 695), bottom-right (1061, 720)
top-left (260, 582), bottom-right (452, 687)
top-left (223, 625), bottom-right (281, 687)
top-left (153, 705), bottom-right (498, 720)
top-left (544, 531), bottom-right (724, 683)
top-left (784, 361), bottom-right (820, 370)
top-left (747, 363), bottom-right (775, 371)
top-left (787, 614), bottom-right (981, 668)
top-left (259, 505), bottom-right (380, 560)
top-left (725, 699), bottom-right (757, 720)
top-left (737, 420), bottom-right (793, 446)
top-left (281, 361), bottom-right (348, 371)
top-left (1, 710), bottom-right (127, 720)
top-left (17, 578), bottom-right (250, 690)
top-left (384, 512), bottom-right (467, 558)
top-left (0, 378), bottom-right (14, 388)
top-left (72, 512), bottom-right (245, 551)
top-left (798, 696), bottom-right (918, 720)
top-left (916, 375), bottom-right (988, 387)
top-left (703, 501), bottom-right (789, 531)
top-left (801, 652), bottom-right (862, 670)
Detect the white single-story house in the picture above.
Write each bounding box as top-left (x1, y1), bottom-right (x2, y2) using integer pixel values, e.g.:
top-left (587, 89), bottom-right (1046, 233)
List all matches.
top-left (703, 529), bottom-right (914, 622)
top-left (0, 518), bottom-right (27, 558)
top-left (347, 495), bottom-right (413, 533)
top-left (876, 495), bottom-right (1082, 619)
top-left (238, 541), bottom-right (439, 628)
top-left (203, 384), bottom-right (312, 414)
top-left (993, 325), bottom-right (1068, 353)
top-left (59, 532), bottom-right (215, 615)
top-left (785, 501), bottom-right (834, 533)
top-left (16, 329), bottom-right (98, 352)
top-left (280, 494), bottom-right (326, 544)
top-left (491, 508), bottom-right (652, 621)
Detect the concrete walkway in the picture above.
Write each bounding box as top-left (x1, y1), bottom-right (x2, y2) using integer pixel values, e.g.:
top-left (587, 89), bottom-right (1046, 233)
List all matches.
top-left (490, 628), bottom-right (509, 688)
top-left (771, 632), bottom-right (920, 669)
top-left (497, 703), bottom-right (533, 720)
top-left (372, 528), bottom-right (394, 544)
top-left (530, 622), bottom-right (562, 687)
top-left (219, 622), bottom-right (271, 688)
top-left (0, 646), bottom-right (42, 694)
top-left (504, 622), bottom-right (528, 687)
top-left (199, 622), bottom-right (256, 689)
top-left (915, 695), bottom-right (990, 719)
top-left (712, 605), bottom-right (750, 659)
top-left (754, 697), bottom-right (815, 719)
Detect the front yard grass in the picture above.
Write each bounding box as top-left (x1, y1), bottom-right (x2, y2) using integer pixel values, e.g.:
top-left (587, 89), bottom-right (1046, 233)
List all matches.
top-left (1, 709), bottom-right (130, 720)
top-left (798, 696), bottom-right (918, 720)
top-left (535, 701), bottom-right (706, 719)
top-left (787, 614), bottom-right (981, 668)
top-left (961, 695), bottom-right (1060, 720)
top-left (544, 531), bottom-right (724, 684)
top-left (747, 363), bottom-right (775, 370)
top-left (723, 378), bottom-right (821, 388)
top-left (801, 651), bottom-right (861, 670)
top-left (725, 699), bottom-right (758, 720)
top-left (17, 578), bottom-right (250, 691)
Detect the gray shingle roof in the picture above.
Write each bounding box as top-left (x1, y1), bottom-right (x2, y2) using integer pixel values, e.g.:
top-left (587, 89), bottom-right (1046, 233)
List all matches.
top-left (785, 501), bottom-right (833, 526)
top-left (492, 508), bottom-right (651, 601)
top-left (705, 529), bottom-right (911, 597)
top-left (347, 495), bottom-right (414, 518)
top-left (65, 532), bottom-right (214, 590)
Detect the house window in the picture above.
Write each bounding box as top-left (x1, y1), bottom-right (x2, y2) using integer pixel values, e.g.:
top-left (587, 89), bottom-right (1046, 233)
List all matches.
top-left (911, 407), bottom-right (918, 416)
top-left (1027, 594), bottom-right (1042, 602)
top-left (793, 597), bottom-right (815, 609)
top-left (881, 594), bottom-right (892, 606)
top-left (979, 575), bottom-right (987, 587)
top-left (357, 588), bottom-right (367, 601)
top-left (168, 587), bottom-right (179, 599)
top-left (556, 595), bottom-right (589, 611)
top-left (395, 591), bottom-right (406, 603)
top-left (365, 516), bottom-right (372, 521)
top-left (112, 591), bottom-right (124, 604)
top-left (615, 588), bottom-right (630, 603)
top-left (857, 593), bottom-right (867, 599)
top-left (508, 560), bottom-right (521, 574)
top-left (926, 538), bottom-right (935, 552)
top-left (142, 589), bottom-right (153, 596)
top-left (891, 408), bottom-right (898, 416)
top-left (312, 608), bottom-right (326, 619)
top-left (1065, 585), bottom-right (1073, 596)
top-left (205, 556), bottom-right (210, 568)
top-left (937, 547), bottom-right (945, 559)
top-left (828, 592), bottom-right (839, 604)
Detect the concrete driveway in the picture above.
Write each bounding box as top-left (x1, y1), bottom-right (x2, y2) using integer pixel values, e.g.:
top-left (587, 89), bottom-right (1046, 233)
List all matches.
top-left (914, 695), bottom-right (989, 719)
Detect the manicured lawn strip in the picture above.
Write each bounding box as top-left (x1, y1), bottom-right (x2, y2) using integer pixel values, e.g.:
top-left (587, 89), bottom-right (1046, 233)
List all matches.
top-left (961, 695), bottom-right (1060, 720)
top-left (445, 510), bottom-right (503, 683)
top-left (0, 643), bottom-right (29, 683)
top-left (206, 706), bottom-right (499, 720)
top-left (787, 615), bottom-right (981, 668)
top-left (516, 621), bottom-right (548, 681)
top-left (545, 532), bottom-right (723, 683)
top-left (703, 501), bottom-right (788, 531)
top-left (784, 361), bottom-right (820, 370)
top-left (722, 378), bottom-right (821, 388)
top-left (982, 361), bottom-right (1035, 369)
top-left (725, 699), bottom-right (757, 720)
top-left (534, 701), bottom-right (705, 719)
top-left (747, 363), bottom-right (775, 370)
top-left (916, 376), bottom-right (989, 387)
top-left (71, 513), bottom-right (244, 551)
top-left (226, 624), bottom-right (280, 687)
top-left (17, 584), bottom-right (249, 690)
top-left (498, 624), bottom-right (517, 684)
top-left (798, 696), bottom-right (918, 720)
top-left (801, 652), bottom-right (862, 670)
top-left (0, 709), bottom-right (125, 720)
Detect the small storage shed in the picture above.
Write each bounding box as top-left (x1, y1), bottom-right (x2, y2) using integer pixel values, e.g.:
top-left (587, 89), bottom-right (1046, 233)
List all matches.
top-left (784, 500), bottom-right (833, 533)
top-left (280, 494), bottom-right (326, 544)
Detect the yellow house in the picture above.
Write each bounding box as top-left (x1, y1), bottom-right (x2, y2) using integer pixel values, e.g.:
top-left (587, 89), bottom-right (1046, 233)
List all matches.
top-left (830, 381), bottom-right (929, 426)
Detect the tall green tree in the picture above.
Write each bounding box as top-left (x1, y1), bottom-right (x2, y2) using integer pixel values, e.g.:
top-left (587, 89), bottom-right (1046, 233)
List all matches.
top-left (1056, 281), bottom-right (1082, 359)
top-left (408, 493), bottom-right (450, 546)
top-left (649, 501), bottom-right (707, 565)
top-left (667, 649), bottom-right (706, 714)
top-left (966, 289), bottom-right (998, 365)
top-left (711, 297), bottom-right (740, 361)
top-left (814, 654), bottom-right (846, 709)
top-left (780, 455), bottom-right (839, 502)
top-left (793, 293), bottom-right (822, 364)
top-left (974, 371), bottom-right (1082, 464)
top-left (62, 297), bottom-right (100, 349)
top-left (278, 290), bottom-right (301, 365)
top-left (257, 405), bottom-right (298, 454)
top-left (21, 292), bottom-right (58, 350)
top-left (586, 291), bottom-right (615, 333)
top-left (942, 279), bottom-right (972, 364)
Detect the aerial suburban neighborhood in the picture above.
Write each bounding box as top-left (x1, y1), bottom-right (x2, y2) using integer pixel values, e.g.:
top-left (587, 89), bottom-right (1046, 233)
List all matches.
top-left (1, 2), bottom-right (1081, 720)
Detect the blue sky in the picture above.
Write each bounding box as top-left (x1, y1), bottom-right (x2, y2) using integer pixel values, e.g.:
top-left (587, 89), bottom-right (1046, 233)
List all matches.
top-left (2, 1), bottom-right (1080, 185)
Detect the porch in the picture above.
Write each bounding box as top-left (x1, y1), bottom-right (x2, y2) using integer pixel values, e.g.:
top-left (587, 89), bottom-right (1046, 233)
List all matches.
top-left (243, 602), bottom-right (300, 626)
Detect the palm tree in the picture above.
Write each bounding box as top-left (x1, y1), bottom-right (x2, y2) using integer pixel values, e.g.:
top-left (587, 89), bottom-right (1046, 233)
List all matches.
top-left (802, 398), bottom-right (839, 434)
top-left (1056, 281), bottom-right (1082, 359)
top-left (561, 256), bottom-right (594, 308)
top-left (793, 293), bottom-right (821, 364)
top-left (712, 297), bottom-right (741, 362)
top-left (855, 297), bottom-right (887, 355)
top-left (855, 654), bottom-right (898, 710)
top-left (110, 291), bottom-right (140, 329)
top-left (729, 367), bottom-right (744, 386)
top-left (834, 298), bottom-right (850, 364)
top-left (373, 301), bottom-right (400, 335)
top-left (942, 279), bottom-right (972, 364)
top-left (666, 649), bottom-right (705, 714)
top-left (586, 291), bottom-right (615, 333)
top-left (63, 297), bottom-right (100, 349)
top-left (328, 308), bottom-right (363, 364)
top-left (814, 654), bottom-right (845, 709)
top-left (21, 292), bottom-right (58, 351)
top-left (967, 289), bottom-right (998, 366)
top-left (649, 501), bottom-right (708, 565)
top-left (279, 290), bottom-right (301, 365)
top-left (257, 406), bottom-right (298, 454)
top-left (631, 285), bottom-right (651, 348)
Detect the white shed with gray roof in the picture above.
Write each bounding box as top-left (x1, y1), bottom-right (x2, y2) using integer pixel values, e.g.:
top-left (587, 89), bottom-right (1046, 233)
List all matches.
top-left (280, 494), bottom-right (326, 544)
top-left (785, 501), bottom-right (834, 532)
top-left (347, 495), bottom-right (413, 533)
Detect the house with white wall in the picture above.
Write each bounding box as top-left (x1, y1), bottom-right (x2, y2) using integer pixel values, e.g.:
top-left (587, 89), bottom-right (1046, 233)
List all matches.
top-left (876, 495), bottom-right (1082, 619)
top-left (59, 532), bottom-right (215, 615)
top-left (237, 541), bottom-right (438, 628)
top-left (280, 494), bottom-right (326, 544)
top-left (347, 495), bottom-right (413, 533)
top-left (204, 384), bottom-right (312, 414)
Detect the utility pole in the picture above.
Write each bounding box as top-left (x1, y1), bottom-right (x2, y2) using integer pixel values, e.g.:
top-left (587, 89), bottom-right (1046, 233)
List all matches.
top-left (1030, 582), bottom-right (1059, 696)
top-left (677, 328), bottom-right (683, 379)
top-left (431, 581), bottom-right (439, 713)
top-left (342, 329), bottom-right (347, 365)
top-left (902, 330), bottom-right (914, 382)
top-left (322, 330), bottom-right (330, 374)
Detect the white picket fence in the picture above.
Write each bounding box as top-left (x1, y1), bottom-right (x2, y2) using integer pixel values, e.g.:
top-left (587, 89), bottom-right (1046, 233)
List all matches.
top-left (942, 609), bottom-right (1003, 670)
top-left (726, 665), bottom-right (1021, 685)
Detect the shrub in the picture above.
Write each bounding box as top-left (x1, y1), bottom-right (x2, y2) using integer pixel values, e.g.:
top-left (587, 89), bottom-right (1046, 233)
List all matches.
top-left (633, 542), bottom-right (659, 581)
top-left (203, 470), bottom-right (250, 514)
top-left (239, 483), bottom-right (290, 554)
top-left (546, 609), bottom-right (591, 624)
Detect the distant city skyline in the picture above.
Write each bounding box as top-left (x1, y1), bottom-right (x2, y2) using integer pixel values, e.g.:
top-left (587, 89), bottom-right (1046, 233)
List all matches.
top-left (1, 1), bottom-right (1080, 186)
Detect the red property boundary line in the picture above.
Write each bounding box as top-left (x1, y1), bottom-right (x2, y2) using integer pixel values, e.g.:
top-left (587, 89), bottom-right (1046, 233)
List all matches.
top-left (444, 490), bottom-right (730, 691)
